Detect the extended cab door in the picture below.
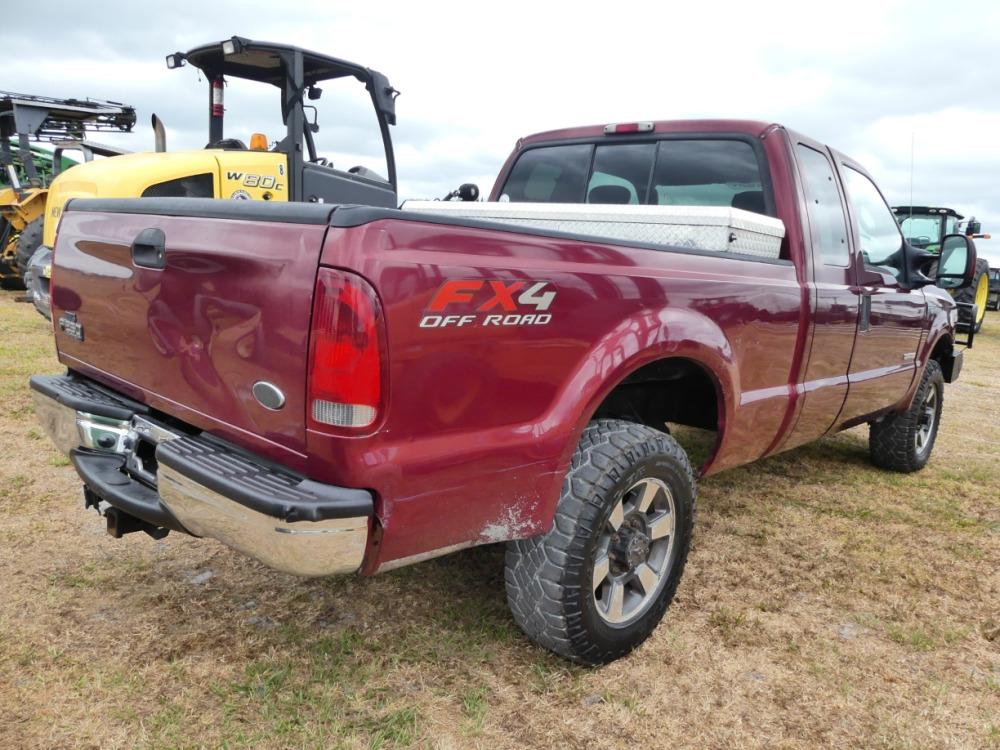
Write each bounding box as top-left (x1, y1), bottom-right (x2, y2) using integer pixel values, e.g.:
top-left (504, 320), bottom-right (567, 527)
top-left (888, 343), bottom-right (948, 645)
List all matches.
top-left (778, 141), bottom-right (860, 450)
top-left (836, 161), bottom-right (926, 425)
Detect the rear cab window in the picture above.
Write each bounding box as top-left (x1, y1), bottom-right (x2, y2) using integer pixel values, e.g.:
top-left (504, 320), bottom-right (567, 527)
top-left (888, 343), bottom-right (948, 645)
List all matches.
top-left (500, 137), bottom-right (771, 213)
top-left (499, 144), bottom-right (592, 203)
top-left (497, 134), bottom-right (781, 258)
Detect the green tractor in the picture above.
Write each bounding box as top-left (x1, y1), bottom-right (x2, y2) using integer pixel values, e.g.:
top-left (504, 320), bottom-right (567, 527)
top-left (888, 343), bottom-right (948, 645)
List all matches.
top-left (893, 206), bottom-right (991, 333)
top-left (0, 91), bottom-right (134, 288)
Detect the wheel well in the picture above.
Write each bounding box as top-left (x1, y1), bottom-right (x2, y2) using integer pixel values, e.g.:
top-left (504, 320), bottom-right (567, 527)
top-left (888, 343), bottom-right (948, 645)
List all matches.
top-left (592, 357), bottom-right (719, 432)
top-left (929, 334), bottom-right (953, 365)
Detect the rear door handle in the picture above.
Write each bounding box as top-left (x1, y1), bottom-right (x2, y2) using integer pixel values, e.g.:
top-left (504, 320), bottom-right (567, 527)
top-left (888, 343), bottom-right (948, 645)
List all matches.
top-left (131, 227), bottom-right (166, 269)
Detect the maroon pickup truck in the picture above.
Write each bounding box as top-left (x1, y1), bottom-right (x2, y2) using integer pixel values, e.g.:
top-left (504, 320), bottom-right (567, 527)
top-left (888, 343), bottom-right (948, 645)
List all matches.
top-left (31, 119), bottom-right (977, 664)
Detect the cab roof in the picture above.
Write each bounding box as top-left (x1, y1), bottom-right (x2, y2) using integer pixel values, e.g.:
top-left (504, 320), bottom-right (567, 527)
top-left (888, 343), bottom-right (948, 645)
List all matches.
top-left (517, 119), bottom-right (778, 146)
top-left (175, 36), bottom-right (398, 124)
top-left (184, 36), bottom-right (377, 87)
top-left (892, 205), bottom-right (964, 219)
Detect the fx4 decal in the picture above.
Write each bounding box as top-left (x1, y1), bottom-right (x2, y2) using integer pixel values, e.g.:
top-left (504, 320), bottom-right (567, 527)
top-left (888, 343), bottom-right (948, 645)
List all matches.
top-left (420, 280), bottom-right (555, 328)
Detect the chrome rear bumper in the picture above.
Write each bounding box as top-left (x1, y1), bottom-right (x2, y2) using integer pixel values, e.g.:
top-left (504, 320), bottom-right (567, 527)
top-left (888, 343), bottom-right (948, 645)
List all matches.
top-left (30, 373), bottom-right (372, 577)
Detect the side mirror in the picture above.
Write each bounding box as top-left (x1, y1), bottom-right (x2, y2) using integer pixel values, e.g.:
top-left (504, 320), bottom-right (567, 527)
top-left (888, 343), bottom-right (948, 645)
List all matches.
top-left (966, 219), bottom-right (981, 236)
top-left (936, 234), bottom-right (977, 289)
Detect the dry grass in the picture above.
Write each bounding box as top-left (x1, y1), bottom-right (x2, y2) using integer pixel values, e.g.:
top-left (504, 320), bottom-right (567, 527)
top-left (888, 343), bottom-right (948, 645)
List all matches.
top-left (0, 290), bottom-right (997, 749)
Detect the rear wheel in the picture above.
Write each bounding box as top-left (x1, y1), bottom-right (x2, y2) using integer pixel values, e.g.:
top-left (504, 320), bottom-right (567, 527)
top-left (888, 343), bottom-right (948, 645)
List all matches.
top-left (505, 419), bottom-right (695, 664)
top-left (953, 258), bottom-right (989, 333)
top-left (869, 360), bottom-right (944, 473)
top-left (14, 217), bottom-right (43, 278)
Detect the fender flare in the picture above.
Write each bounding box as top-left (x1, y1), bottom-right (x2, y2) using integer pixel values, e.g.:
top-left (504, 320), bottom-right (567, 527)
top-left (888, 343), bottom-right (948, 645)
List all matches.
top-left (902, 311), bottom-right (957, 408)
top-left (533, 306), bottom-right (737, 530)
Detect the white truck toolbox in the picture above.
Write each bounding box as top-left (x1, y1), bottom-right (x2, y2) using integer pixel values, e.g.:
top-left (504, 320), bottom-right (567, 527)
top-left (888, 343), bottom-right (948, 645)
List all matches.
top-left (401, 201), bottom-right (786, 260)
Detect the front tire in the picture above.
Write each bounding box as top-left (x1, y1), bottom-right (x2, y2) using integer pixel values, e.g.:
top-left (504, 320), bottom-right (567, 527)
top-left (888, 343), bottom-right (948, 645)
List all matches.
top-left (869, 360), bottom-right (944, 473)
top-left (505, 419), bottom-right (695, 664)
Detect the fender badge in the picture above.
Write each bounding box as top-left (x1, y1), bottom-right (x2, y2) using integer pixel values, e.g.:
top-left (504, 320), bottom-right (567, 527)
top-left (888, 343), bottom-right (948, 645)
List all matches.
top-left (58, 312), bottom-right (84, 342)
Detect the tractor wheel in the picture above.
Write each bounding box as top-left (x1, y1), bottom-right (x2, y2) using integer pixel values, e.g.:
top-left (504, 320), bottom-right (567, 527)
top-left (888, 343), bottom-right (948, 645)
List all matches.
top-left (0, 217), bottom-right (24, 290)
top-left (0, 275), bottom-right (25, 290)
top-left (952, 258), bottom-right (990, 333)
top-left (14, 218), bottom-right (43, 278)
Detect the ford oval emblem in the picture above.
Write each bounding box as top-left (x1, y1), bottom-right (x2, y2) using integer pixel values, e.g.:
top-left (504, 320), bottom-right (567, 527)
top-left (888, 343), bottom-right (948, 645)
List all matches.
top-left (252, 381), bottom-right (285, 410)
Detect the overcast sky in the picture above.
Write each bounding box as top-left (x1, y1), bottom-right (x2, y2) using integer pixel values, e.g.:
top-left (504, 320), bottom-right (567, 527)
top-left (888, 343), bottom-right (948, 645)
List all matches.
top-left (5, 0), bottom-right (1000, 264)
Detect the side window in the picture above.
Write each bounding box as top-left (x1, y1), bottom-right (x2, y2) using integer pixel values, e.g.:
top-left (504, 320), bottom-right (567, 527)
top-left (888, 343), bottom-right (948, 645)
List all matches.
top-left (587, 143), bottom-right (656, 204)
top-left (500, 144), bottom-right (592, 202)
top-left (649, 140), bottom-right (766, 213)
top-left (796, 145), bottom-right (849, 266)
top-left (842, 167), bottom-right (904, 275)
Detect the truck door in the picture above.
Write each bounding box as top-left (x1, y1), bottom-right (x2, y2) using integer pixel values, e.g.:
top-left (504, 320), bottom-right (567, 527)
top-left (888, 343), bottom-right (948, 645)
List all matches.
top-left (779, 142), bottom-right (860, 450)
top-left (836, 163), bottom-right (926, 424)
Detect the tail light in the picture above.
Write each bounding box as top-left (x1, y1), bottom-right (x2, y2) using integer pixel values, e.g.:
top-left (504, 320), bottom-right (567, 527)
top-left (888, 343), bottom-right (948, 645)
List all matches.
top-left (603, 122), bottom-right (654, 135)
top-left (307, 268), bottom-right (384, 431)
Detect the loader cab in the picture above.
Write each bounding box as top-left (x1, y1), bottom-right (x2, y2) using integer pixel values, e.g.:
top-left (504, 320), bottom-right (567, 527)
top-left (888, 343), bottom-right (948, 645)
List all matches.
top-left (167, 36), bottom-right (399, 207)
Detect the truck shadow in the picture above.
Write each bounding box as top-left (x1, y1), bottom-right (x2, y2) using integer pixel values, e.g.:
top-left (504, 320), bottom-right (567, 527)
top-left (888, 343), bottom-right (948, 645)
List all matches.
top-left (266, 433), bottom-right (875, 668)
top-left (120, 431), bottom-right (879, 674)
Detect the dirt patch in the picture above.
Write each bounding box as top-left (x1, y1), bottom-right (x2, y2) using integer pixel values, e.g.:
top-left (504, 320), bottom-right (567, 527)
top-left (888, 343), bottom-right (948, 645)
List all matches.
top-left (0, 291), bottom-right (997, 749)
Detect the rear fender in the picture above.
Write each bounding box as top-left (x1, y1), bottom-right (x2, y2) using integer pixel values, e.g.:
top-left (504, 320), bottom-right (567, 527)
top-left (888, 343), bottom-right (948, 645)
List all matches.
top-left (533, 305), bottom-right (735, 532)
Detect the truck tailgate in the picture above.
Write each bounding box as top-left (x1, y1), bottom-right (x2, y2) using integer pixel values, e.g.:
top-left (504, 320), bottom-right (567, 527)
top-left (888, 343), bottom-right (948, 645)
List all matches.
top-left (50, 199), bottom-right (335, 462)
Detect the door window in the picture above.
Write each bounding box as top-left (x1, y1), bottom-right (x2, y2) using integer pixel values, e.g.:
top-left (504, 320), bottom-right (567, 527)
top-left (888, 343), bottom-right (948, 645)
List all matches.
top-left (796, 145), bottom-right (850, 266)
top-left (842, 167), bottom-right (904, 276)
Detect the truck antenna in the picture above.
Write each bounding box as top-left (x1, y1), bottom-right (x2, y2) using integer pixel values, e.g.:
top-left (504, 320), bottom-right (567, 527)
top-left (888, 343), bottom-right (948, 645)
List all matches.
top-left (908, 132), bottom-right (914, 225)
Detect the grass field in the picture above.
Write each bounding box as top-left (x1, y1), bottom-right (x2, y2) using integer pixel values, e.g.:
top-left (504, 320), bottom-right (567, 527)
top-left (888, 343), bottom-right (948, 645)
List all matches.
top-left (0, 290), bottom-right (997, 749)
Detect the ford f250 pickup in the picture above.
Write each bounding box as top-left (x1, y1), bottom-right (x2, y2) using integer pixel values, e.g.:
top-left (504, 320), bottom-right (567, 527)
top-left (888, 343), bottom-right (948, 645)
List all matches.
top-left (31, 120), bottom-right (978, 664)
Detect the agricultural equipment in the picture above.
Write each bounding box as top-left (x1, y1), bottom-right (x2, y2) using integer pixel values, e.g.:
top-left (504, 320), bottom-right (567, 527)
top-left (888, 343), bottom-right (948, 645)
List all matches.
top-left (0, 92), bottom-right (134, 286)
top-left (28, 35), bottom-right (399, 317)
top-left (988, 267), bottom-right (1000, 311)
top-left (893, 206), bottom-right (991, 333)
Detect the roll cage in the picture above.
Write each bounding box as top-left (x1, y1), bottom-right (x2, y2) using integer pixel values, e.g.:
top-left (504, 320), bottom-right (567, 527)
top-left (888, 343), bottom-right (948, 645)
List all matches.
top-left (166, 36), bottom-right (399, 201)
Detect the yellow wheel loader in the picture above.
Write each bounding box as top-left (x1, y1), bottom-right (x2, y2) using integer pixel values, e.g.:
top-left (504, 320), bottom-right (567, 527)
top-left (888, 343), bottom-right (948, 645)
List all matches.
top-left (29, 36), bottom-right (399, 316)
top-left (0, 92), bottom-right (134, 288)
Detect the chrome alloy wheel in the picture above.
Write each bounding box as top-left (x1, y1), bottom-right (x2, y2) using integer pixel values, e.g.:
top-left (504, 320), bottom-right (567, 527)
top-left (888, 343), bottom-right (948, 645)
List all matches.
top-left (915, 386), bottom-right (938, 455)
top-left (592, 477), bottom-right (676, 626)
